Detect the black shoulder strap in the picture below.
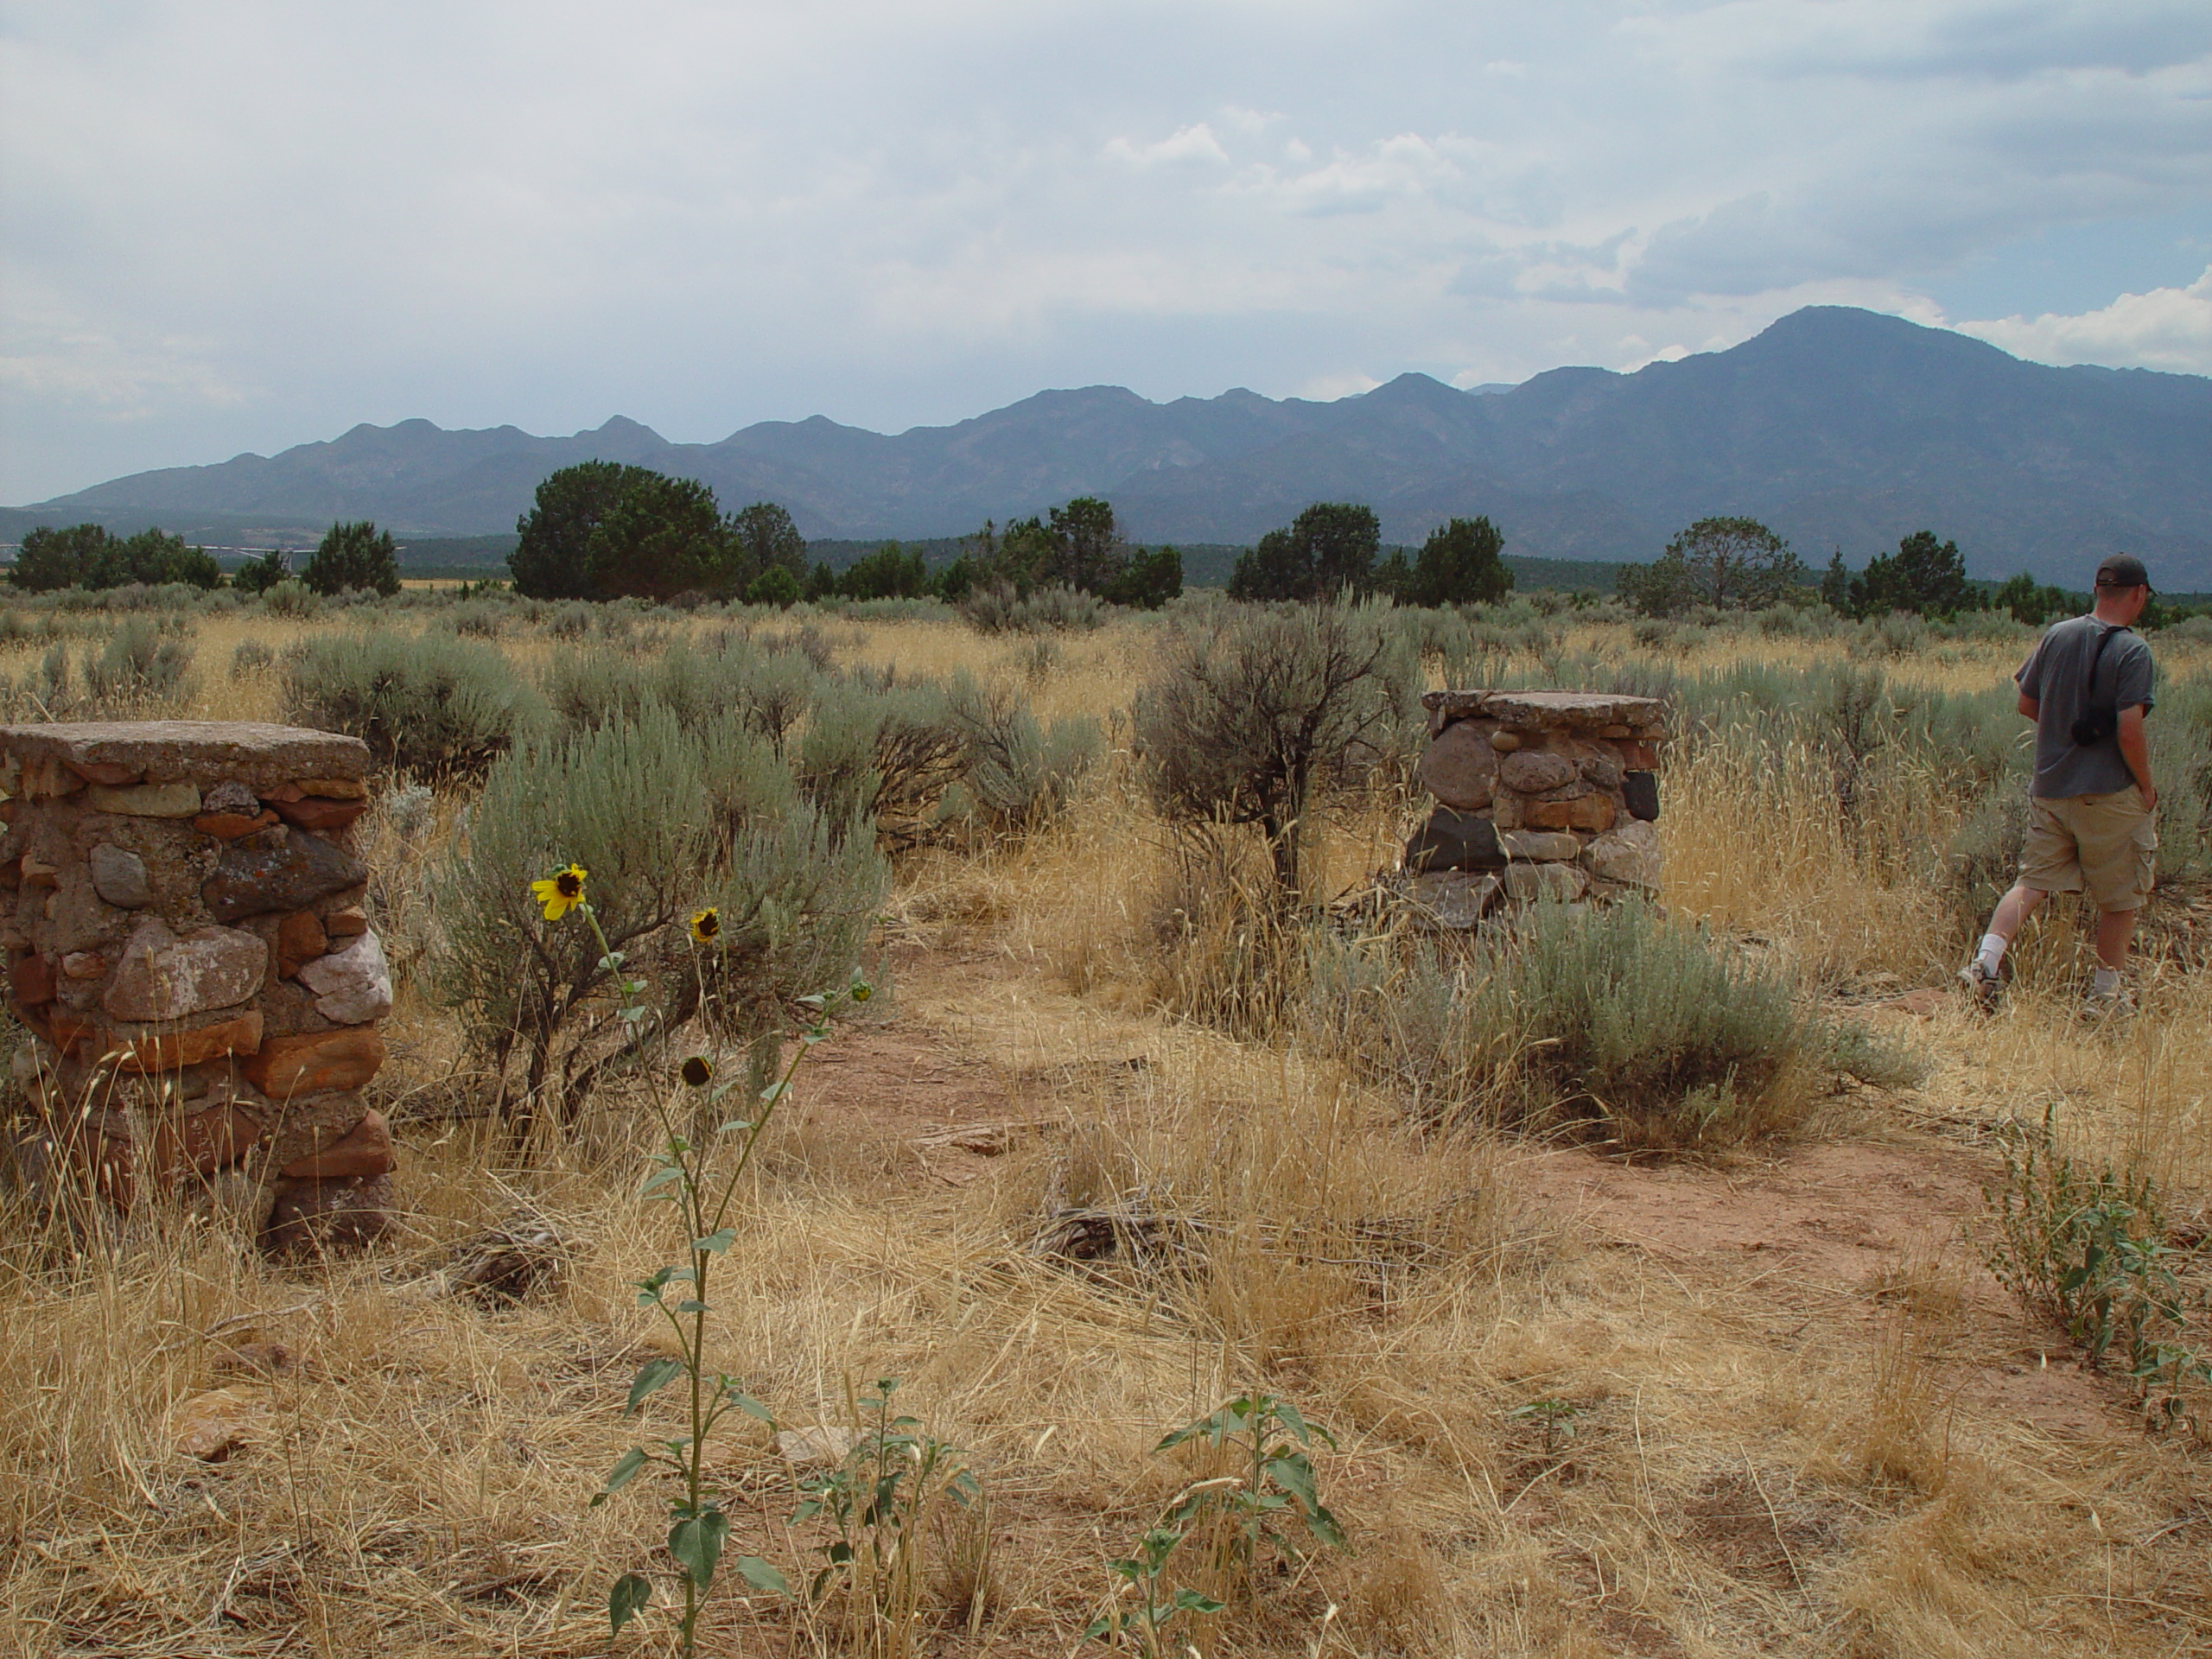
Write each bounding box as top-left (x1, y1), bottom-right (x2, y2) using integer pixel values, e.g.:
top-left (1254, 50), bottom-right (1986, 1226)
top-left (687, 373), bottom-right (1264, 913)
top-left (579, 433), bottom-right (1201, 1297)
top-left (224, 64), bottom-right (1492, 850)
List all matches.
top-left (2082, 621), bottom-right (2125, 700)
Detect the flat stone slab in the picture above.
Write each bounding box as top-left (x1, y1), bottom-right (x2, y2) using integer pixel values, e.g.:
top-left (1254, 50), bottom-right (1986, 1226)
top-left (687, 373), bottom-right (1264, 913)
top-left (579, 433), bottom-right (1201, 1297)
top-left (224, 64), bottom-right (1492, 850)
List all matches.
top-left (1422, 690), bottom-right (1668, 734)
top-left (0, 722), bottom-right (369, 793)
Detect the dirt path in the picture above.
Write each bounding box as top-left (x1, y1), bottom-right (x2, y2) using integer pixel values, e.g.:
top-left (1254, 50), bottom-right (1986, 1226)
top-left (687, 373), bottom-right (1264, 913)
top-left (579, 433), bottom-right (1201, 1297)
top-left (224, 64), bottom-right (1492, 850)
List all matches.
top-left (790, 946), bottom-right (2148, 1454)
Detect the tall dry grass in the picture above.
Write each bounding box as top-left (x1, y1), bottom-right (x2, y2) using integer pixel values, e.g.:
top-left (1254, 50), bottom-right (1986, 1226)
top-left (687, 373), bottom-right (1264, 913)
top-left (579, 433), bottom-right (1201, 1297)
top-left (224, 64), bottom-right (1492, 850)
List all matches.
top-left (4, 598), bottom-right (2212, 1655)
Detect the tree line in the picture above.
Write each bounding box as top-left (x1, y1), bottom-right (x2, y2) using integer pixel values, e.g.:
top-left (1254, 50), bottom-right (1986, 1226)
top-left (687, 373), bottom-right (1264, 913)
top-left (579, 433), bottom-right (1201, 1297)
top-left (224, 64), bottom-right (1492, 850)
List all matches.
top-left (9, 520), bottom-right (401, 596)
top-left (1611, 518), bottom-right (2184, 626)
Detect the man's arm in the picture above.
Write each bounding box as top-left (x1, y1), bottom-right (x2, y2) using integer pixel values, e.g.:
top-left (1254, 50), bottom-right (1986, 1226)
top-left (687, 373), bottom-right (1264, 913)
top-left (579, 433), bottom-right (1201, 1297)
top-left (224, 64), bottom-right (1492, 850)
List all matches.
top-left (2118, 704), bottom-right (2156, 811)
top-left (2018, 692), bottom-right (2038, 720)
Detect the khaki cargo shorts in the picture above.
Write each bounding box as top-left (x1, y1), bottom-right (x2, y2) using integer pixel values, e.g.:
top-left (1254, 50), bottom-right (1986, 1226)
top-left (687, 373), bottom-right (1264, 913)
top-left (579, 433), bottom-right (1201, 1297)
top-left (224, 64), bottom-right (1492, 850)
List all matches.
top-left (2021, 790), bottom-right (2158, 912)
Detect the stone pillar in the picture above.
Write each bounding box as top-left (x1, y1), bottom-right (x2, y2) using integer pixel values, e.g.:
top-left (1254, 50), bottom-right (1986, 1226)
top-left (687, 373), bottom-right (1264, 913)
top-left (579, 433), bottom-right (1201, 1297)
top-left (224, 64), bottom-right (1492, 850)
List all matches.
top-left (1402, 690), bottom-right (1668, 926)
top-left (0, 721), bottom-right (396, 1253)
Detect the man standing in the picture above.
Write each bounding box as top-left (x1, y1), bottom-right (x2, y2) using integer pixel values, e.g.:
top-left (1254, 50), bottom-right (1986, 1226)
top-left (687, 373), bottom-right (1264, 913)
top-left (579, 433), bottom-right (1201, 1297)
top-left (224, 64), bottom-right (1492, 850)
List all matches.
top-left (1961, 554), bottom-right (2158, 1012)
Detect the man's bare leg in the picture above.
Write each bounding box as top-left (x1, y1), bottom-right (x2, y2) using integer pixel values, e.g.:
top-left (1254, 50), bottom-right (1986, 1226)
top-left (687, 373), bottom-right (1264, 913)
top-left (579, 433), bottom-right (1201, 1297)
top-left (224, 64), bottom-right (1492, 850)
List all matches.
top-left (1986, 883), bottom-right (2048, 949)
top-left (1961, 883), bottom-right (2047, 1002)
top-left (2094, 906), bottom-right (2139, 971)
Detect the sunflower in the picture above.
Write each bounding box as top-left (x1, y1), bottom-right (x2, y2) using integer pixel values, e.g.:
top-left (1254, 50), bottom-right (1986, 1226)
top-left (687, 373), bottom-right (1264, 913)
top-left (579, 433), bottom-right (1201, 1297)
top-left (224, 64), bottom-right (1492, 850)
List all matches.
top-left (530, 864), bottom-right (588, 920)
top-left (689, 906), bottom-right (721, 945)
top-left (849, 979), bottom-right (872, 1004)
top-left (680, 1055), bottom-right (715, 1088)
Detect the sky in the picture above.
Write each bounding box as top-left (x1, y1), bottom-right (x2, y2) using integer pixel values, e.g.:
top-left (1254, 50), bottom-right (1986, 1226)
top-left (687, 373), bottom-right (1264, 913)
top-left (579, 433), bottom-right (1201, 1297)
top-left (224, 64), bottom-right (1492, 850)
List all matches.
top-left (3, 0), bottom-right (2209, 504)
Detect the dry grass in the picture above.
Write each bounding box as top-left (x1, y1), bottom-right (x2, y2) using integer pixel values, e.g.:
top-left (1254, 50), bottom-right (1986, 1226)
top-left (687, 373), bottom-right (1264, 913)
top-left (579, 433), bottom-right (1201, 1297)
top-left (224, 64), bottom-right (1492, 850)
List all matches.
top-left (4, 602), bottom-right (2212, 1656)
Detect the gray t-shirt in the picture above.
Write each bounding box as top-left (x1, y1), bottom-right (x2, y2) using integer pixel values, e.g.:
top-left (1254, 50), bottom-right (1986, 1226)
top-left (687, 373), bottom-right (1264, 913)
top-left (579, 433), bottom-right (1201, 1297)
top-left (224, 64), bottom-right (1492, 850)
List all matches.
top-left (2016, 614), bottom-right (2155, 799)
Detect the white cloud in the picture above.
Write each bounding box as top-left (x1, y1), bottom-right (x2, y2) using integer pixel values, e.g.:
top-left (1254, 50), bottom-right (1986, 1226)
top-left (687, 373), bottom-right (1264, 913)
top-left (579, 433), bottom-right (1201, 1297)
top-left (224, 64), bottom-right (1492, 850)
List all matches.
top-left (1957, 266), bottom-right (2212, 372)
top-left (1104, 123), bottom-right (1230, 167)
top-left (0, 0), bottom-right (2208, 499)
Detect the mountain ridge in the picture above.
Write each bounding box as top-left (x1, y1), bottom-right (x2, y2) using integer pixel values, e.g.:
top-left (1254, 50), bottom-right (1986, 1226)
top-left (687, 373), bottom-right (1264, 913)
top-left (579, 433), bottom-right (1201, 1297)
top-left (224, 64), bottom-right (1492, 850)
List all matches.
top-left (14, 307), bottom-right (2211, 586)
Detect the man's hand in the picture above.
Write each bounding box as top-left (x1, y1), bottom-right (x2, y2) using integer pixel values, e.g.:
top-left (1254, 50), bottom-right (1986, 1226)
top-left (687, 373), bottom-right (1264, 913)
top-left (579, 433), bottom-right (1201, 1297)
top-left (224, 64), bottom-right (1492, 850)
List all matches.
top-left (2118, 704), bottom-right (2155, 814)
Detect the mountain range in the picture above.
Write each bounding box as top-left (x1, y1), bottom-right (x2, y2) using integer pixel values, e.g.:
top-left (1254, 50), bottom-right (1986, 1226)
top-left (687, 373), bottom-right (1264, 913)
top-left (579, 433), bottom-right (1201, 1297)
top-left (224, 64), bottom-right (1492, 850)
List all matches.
top-left (12, 307), bottom-right (2210, 587)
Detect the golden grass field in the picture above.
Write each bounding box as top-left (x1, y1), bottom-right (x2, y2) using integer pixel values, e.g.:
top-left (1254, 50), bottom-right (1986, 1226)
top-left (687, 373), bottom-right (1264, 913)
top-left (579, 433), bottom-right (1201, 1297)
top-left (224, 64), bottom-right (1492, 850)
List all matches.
top-left (3, 602), bottom-right (2211, 1658)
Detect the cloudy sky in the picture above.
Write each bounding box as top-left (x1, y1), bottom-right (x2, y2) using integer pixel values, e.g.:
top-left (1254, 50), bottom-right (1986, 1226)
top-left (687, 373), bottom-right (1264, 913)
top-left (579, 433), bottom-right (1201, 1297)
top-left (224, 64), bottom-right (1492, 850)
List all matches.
top-left (3, 0), bottom-right (2209, 502)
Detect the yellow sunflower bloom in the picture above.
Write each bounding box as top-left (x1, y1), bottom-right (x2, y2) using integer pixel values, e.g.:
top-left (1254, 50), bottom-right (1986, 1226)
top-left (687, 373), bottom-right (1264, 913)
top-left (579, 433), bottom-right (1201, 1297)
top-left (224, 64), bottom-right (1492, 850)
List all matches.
top-left (530, 864), bottom-right (588, 921)
top-left (689, 906), bottom-right (721, 944)
top-left (680, 1055), bottom-right (715, 1088)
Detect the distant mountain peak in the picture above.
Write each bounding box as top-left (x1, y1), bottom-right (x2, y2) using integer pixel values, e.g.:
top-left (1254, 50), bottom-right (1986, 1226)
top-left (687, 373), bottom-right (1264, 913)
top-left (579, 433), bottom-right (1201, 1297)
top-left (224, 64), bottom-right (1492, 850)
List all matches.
top-left (13, 306), bottom-right (2207, 588)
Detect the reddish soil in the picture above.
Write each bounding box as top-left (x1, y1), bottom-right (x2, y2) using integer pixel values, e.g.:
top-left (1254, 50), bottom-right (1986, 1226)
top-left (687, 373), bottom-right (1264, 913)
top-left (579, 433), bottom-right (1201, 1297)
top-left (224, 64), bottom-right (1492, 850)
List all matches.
top-left (791, 956), bottom-right (2139, 1444)
top-left (1519, 1140), bottom-right (2134, 1440)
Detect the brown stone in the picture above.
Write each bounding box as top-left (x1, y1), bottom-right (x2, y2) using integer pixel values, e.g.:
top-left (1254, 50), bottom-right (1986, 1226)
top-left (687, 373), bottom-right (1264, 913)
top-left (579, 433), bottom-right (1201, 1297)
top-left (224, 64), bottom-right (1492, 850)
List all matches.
top-left (323, 906), bottom-right (368, 938)
top-left (40, 1008), bottom-right (98, 1053)
top-left (169, 1385), bottom-right (273, 1461)
top-left (60, 950), bottom-right (105, 979)
top-left (150, 1102), bottom-right (264, 1180)
top-left (0, 721), bottom-right (369, 795)
top-left (42, 1113), bottom-right (136, 1209)
top-left (1503, 861), bottom-right (1587, 902)
top-left (0, 801), bottom-right (16, 824)
top-left (1577, 747), bottom-right (1624, 790)
top-left (296, 777), bottom-right (367, 800)
top-left (68, 759), bottom-right (143, 786)
top-left (1581, 819), bottom-right (1661, 889)
top-left (193, 810), bottom-right (280, 841)
top-left (1423, 689), bottom-right (1668, 732)
top-left (1407, 870), bottom-right (1500, 929)
top-left (281, 1109), bottom-right (393, 1179)
top-left (1620, 741), bottom-right (1660, 770)
top-left (85, 782), bottom-right (202, 817)
top-left (10, 951), bottom-right (55, 1006)
top-left (20, 855), bottom-right (58, 887)
top-left (1498, 830), bottom-right (1583, 861)
top-left (16, 755), bottom-right (86, 797)
top-left (1523, 792), bottom-right (1618, 833)
top-left (1599, 724), bottom-right (1632, 739)
top-left (1489, 730), bottom-right (1522, 753)
top-left (1498, 750), bottom-right (1578, 793)
top-left (264, 1173), bottom-right (393, 1255)
top-left (202, 826), bottom-right (366, 923)
top-left (243, 1027), bottom-right (384, 1099)
top-left (1416, 719), bottom-right (1498, 810)
top-left (99, 1009), bottom-right (265, 1074)
top-left (276, 910), bottom-right (328, 978)
top-left (270, 796), bottom-right (370, 833)
top-left (261, 1090), bottom-right (375, 1168)
top-left (102, 920), bottom-right (268, 1022)
top-left (260, 782), bottom-right (305, 803)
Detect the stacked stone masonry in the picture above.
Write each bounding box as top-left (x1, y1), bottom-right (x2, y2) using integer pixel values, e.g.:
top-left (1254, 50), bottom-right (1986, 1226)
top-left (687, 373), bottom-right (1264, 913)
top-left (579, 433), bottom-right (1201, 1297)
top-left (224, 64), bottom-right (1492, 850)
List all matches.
top-left (1404, 690), bottom-right (1667, 926)
top-left (0, 721), bottom-right (393, 1253)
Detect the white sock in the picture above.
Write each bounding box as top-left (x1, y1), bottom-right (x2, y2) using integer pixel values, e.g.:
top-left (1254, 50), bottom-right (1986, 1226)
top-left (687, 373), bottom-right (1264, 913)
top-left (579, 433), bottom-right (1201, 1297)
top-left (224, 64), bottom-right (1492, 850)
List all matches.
top-left (2094, 966), bottom-right (2120, 995)
top-left (1976, 933), bottom-right (2008, 973)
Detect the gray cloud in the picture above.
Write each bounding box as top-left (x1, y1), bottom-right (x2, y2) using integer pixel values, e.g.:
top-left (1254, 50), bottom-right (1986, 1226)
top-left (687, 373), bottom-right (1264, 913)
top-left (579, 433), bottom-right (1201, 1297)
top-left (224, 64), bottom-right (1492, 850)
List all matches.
top-left (3, 0), bottom-right (2209, 500)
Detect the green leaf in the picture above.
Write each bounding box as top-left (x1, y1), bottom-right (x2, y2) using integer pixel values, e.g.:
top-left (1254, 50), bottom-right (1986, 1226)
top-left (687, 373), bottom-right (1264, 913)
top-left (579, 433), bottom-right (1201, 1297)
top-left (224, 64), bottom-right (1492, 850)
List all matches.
top-left (668, 1509), bottom-right (729, 1590)
top-left (715, 1119), bottom-right (755, 1135)
top-left (693, 1228), bottom-right (737, 1254)
top-left (676, 1299), bottom-right (709, 1313)
top-left (731, 1555), bottom-right (788, 1595)
top-left (593, 1446), bottom-right (652, 1504)
top-left (638, 1166), bottom-right (683, 1198)
top-left (760, 1080), bottom-right (789, 1106)
top-left (627, 1357), bottom-right (683, 1414)
top-left (609, 1572), bottom-right (652, 1634)
top-left (1173, 1589), bottom-right (1226, 1613)
top-left (720, 1386), bottom-right (775, 1424)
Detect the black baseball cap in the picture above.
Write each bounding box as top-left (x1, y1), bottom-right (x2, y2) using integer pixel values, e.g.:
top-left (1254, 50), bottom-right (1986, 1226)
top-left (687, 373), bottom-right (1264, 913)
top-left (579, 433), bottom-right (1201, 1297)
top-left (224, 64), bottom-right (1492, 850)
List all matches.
top-left (2095, 553), bottom-right (2150, 589)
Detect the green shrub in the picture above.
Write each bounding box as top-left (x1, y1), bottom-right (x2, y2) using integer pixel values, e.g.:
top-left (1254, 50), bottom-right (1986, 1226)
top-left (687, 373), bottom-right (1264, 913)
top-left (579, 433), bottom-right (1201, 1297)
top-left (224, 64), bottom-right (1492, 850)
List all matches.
top-left (1335, 900), bottom-right (1922, 1152)
top-left (431, 706), bottom-right (886, 1127)
top-left (258, 579), bottom-right (321, 619)
top-left (944, 677), bottom-right (1103, 831)
top-left (282, 629), bottom-right (544, 779)
top-left (958, 581), bottom-right (1105, 634)
top-left (797, 672), bottom-right (969, 846)
top-left (83, 616), bottom-right (194, 705)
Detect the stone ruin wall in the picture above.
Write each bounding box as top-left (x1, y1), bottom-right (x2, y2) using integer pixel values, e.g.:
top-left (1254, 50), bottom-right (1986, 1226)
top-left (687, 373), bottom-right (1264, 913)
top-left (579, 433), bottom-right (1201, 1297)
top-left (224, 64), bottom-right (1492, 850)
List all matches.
top-left (1403, 690), bottom-right (1669, 925)
top-left (0, 721), bottom-right (395, 1253)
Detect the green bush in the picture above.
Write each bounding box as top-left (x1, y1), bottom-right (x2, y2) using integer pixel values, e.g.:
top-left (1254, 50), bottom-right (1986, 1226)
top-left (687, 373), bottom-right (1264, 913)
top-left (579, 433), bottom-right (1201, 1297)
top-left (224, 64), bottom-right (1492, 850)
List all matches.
top-left (281, 629), bottom-right (544, 779)
top-left (258, 579), bottom-right (321, 618)
top-left (797, 672), bottom-right (969, 847)
top-left (1335, 900), bottom-right (1922, 1152)
top-left (944, 677), bottom-right (1103, 831)
top-left (958, 581), bottom-right (1105, 634)
top-left (9, 524), bottom-right (221, 592)
top-left (83, 616), bottom-right (194, 705)
top-left (431, 706), bottom-right (886, 1127)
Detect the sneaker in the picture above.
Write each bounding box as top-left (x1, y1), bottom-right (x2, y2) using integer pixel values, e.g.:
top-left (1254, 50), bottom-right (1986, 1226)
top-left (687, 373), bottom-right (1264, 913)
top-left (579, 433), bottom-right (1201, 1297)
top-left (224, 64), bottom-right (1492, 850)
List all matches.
top-left (1957, 959), bottom-right (2001, 1009)
top-left (2082, 984), bottom-right (2137, 1020)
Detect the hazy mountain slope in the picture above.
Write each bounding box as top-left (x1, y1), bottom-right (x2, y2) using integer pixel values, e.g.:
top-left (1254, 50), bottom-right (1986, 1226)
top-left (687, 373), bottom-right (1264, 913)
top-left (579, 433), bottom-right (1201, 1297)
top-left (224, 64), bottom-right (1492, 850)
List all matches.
top-left (20, 307), bottom-right (2212, 583)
